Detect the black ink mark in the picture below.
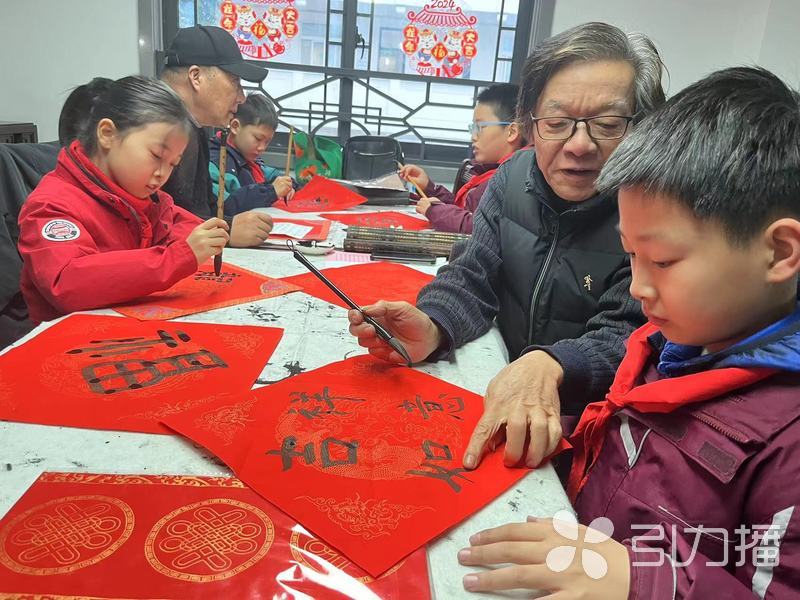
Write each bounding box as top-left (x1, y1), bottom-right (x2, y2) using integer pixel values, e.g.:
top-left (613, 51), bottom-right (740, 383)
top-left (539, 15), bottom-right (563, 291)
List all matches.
top-left (66, 330), bottom-right (190, 358)
top-left (246, 305), bottom-right (281, 323)
top-left (254, 361), bottom-right (307, 385)
top-left (194, 270), bottom-right (241, 284)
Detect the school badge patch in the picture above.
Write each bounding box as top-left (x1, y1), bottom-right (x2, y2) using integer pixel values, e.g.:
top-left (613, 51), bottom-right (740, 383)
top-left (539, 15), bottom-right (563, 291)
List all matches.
top-left (41, 219), bottom-right (80, 242)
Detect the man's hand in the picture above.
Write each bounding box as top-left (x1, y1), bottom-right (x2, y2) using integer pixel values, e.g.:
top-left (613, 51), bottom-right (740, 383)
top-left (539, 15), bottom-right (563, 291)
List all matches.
top-left (187, 218), bottom-right (229, 264)
top-left (415, 196), bottom-right (442, 216)
top-left (347, 300), bottom-right (443, 364)
top-left (463, 350), bottom-right (564, 469)
top-left (229, 211), bottom-right (274, 247)
top-left (398, 164), bottom-right (431, 189)
top-left (460, 516), bottom-right (630, 598)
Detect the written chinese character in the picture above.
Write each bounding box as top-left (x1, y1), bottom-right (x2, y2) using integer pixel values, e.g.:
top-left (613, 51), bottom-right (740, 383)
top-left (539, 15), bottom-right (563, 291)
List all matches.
top-left (406, 440), bottom-right (472, 492)
top-left (287, 386), bottom-right (365, 420)
top-left (267, 437), bottom-right (359, 471)
top-left (398, 394), bottom-right (464, 420)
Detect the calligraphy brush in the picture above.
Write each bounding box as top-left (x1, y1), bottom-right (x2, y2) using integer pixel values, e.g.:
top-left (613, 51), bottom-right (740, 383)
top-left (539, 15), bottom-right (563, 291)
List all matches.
top-left (286, 240), bottom-right (414, 367)
top-left (214, 127), bottom-right (229, 276)
top-left (283, 126), bottom-right (294, 205)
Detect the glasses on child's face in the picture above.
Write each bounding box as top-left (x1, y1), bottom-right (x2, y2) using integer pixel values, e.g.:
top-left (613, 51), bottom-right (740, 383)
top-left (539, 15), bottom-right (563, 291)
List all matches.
top-left (467, 121), bottom-right (512, 137)
top-left (530, 115), bottom-right (635, 141)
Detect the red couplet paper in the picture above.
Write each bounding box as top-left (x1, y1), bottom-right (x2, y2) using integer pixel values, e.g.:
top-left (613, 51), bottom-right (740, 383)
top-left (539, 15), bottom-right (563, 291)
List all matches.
top-left (278, 176), bottom-right (368, 213)
top-left (271, 217), bottom-right (332, 241)
top-left (0, 472), bottom-right (430, 599)
top-left (0, 314), bottom-right (282, 435)
top-left (113, 261), bottom-right (301, 320)
top-left (319, 211), bottom-right (431, 231)
top-left (281, 262), bottom-right (434, 309)
top-left (162, 355), bottom-right (531, 577)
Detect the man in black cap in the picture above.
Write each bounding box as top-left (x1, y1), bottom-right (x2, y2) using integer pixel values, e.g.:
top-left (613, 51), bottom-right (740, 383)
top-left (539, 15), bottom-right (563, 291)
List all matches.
top-left (161, 25), bottom-right (274, 247)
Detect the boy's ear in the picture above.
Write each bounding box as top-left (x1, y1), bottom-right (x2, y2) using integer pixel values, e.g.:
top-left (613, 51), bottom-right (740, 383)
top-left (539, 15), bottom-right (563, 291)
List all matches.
top-left (506, 122), bottom-right (522, 146)
top-left (229, 118), bottom-right (242, 134)
top-left (765, 218), bottom-right (800, 283)
top-left (95, 118), bottom-right (117, 151)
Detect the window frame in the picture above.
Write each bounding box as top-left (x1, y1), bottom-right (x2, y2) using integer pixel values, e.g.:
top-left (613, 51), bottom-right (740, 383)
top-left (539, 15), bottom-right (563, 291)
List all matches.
top-left (154, 0), bottom-right (554, 165)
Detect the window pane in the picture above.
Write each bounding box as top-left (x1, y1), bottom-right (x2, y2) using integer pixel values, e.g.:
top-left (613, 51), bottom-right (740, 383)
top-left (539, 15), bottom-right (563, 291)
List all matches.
top-left (178, 0), bottom-right (195, 28)
top-left (498, 29), bottom-right (515, 60)
top-left (502, 0), bottom-right (518, 28)
top-left (355, 15), bottom-right (372, 71)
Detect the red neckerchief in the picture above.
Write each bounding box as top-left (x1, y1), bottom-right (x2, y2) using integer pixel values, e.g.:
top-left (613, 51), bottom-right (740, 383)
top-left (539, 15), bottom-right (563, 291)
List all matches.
top-left (66, 140), bottom-right (155, 247)
top-left (246, 159), bottom-right (266, 184)
top-left (566, 323), bottom-right (777, 502)
top-left (453, 150), bottom-right (516, 208)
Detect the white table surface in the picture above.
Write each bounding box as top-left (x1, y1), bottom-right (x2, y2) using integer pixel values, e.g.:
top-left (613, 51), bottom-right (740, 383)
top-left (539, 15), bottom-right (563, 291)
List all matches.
top-left (0, 204), bottom-right (572, 599)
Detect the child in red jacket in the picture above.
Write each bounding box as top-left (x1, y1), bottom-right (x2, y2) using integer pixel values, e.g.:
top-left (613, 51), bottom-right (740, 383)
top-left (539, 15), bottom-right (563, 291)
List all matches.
top-left (458, 68), bottom-right (800, 599)
top-left (18, 76), bottom-right (229, 323)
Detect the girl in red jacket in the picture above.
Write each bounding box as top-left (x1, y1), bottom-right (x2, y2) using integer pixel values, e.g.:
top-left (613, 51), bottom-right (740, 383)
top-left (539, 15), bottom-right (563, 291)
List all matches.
top-left (18, 76), bottom-right (229, 323)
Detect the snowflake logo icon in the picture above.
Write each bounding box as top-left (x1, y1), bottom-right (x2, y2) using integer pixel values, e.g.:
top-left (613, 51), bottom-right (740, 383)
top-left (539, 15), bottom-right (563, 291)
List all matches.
top-left (545, 510), bottom-right (615, 579)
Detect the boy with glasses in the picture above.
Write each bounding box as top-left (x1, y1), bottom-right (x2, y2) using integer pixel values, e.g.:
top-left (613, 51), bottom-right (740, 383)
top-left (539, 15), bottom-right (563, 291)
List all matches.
top-left (398, 83), bottom-right (524, 234)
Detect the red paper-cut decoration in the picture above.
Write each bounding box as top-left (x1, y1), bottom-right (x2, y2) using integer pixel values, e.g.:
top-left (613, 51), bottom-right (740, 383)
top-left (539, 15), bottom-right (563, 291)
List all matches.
top-left (319, 211), bottom-right (431, 231)
top-left (0, 315), bottom-right (282, 434)
top-left (270, 217), bottom-right (331, 241)
top-left (221, 1), bottom-right (301, 61)
top-left (277, 176), bottom-right (368, 213)
top-left (113, 261), bottom-right (300, 320)
top-left (162, 355), bottom-right (532, 576)
top-left (0, 472), bottom-right (431, 598)
top-left (403, 1), bottom-right (479, 79)
top-left (281, 262), bottom-right (434, 309)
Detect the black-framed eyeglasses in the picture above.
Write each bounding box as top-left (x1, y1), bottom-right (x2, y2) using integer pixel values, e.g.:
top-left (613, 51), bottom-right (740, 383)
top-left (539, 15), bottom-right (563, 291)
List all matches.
top-left (530, 115), bottom-right (635, 141)
top-left (467, 121), bottom-right (512, 136)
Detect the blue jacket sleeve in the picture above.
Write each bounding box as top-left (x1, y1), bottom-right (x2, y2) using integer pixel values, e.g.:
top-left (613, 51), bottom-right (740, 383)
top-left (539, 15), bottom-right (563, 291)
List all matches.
top-left (209, 162), bottom-right (280, 216)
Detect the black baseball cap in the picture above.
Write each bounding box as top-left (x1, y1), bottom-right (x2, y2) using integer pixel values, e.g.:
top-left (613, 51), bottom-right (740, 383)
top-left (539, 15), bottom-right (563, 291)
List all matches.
top-left (164, 25), bottom-right (268, 83)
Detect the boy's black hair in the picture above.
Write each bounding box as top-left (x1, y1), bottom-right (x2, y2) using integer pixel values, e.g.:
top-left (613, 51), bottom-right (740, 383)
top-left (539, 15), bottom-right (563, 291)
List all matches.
top-left (476, 83), bottom-right (519, 123)
top-left (58, 77), bottom-right (114, 146)
top-left (597, 66), bottom-right (800, 245)
top-left (77, 75), bottom-right (193, 155)
top-left (234, 93), bottom-right (279, 130)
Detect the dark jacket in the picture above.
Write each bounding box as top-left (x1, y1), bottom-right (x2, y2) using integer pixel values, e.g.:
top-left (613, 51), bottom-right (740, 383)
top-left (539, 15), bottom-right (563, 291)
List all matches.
top-left (208, 136), bottom-right (297, 217)
top-left (0, 142), bottom-right (59, 346)
top-left (424, 161), bottom-right (497, 234)
top-left (162, 124), bottom-right (215, 219)
top-left (574, 306), bottom-right (800, 599)
top-left (18, 142), bottom-right (200, 324)
top-left (417, 148), bottom-right (643, 409)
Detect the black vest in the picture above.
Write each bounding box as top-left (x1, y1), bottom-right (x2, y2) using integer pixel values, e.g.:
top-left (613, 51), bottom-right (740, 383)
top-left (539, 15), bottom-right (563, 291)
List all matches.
top-left (497, 149), bottom-right (629, 358)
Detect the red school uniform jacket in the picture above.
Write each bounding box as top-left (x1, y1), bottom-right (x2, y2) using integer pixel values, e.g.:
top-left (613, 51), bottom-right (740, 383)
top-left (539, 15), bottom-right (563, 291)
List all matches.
top-left (17, 141), bottom-right (202, 324)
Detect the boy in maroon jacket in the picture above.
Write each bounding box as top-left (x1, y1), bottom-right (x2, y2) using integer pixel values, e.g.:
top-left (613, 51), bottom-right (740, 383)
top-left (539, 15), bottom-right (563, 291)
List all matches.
top-left (399, 83), bottom-right (524, 234)
top-left (458, 67), bottom-right (800, 599)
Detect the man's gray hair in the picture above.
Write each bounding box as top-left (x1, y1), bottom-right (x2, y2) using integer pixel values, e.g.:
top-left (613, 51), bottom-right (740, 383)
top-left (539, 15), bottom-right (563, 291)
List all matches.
top-left (518, 22), bottom-right (665, 138)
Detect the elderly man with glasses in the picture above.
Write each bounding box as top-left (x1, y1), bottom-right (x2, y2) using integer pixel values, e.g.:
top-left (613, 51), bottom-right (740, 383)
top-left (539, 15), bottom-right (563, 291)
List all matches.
top-left (349, 22), bottom-right (665, 473)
